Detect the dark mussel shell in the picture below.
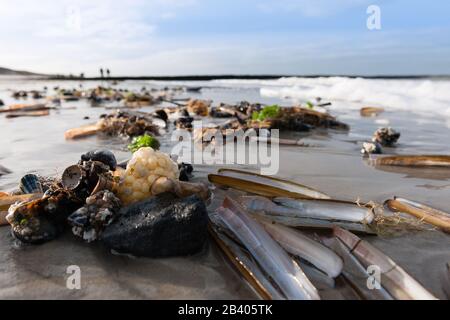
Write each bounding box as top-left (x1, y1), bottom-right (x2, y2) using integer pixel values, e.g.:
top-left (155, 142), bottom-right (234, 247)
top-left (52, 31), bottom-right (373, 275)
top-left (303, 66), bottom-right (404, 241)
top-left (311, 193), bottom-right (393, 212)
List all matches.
top-left (81, 150), bottom-right (117, 170)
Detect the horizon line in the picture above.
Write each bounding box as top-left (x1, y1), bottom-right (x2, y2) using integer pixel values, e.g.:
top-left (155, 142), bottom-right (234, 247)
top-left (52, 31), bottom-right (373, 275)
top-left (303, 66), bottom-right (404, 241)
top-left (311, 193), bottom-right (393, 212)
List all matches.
top-left (34, 74), bottom-right (450, 81)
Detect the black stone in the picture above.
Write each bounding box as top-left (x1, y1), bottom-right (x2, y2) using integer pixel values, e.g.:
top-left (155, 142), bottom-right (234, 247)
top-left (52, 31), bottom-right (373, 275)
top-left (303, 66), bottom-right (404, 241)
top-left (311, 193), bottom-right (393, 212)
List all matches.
top-left (80, 149), bottom-right (117, 170)
top-left (101, 193), bottom-right (208, 258)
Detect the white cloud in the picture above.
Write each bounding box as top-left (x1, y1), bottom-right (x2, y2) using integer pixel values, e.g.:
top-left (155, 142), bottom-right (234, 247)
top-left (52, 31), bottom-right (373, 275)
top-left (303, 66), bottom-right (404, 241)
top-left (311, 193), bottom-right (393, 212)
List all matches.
top-left (0, 0), bottom-right (197, 75)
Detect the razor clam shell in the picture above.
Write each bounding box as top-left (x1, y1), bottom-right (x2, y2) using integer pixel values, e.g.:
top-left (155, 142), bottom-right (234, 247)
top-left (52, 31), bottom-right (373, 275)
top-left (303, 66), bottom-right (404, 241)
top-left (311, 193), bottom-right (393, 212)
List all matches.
top-left (257, 219), bottom-right (344, 278)
top-left (239, 196), bottom-right (375, 234)
top-left (212, 226), bottom-right (286, 300)
top-left (209, 168), bottom-right (330, 200)
top-left (444, 263), bottom-right (450, 299)
top-left (385, 197), bottom-right (450, 233)
top-left (273, 197), bottom-right (375, 224)
top-left (333, 227), bottom-right (437, 300)
top-left (252, 212), bottom-right (376, 234)
top-left (218, 197), bottom-right (320, 300)
top-left (322, 236), bottom-right (393, 300)
top-left (296, 261), bottom-right (336, 290)
top-left (373, 155), bottom-right (450, 167)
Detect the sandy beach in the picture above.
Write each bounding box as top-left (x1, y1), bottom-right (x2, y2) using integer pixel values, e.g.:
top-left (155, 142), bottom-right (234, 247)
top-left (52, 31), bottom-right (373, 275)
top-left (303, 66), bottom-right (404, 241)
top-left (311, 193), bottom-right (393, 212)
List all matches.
top-left (0, 76), bottom-right (449, 299)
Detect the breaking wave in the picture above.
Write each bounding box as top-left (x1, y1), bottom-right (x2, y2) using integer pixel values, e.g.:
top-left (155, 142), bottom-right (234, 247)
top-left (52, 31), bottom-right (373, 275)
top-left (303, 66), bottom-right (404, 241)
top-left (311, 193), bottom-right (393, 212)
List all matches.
top-left (214, 77), bottom-right (450, 120)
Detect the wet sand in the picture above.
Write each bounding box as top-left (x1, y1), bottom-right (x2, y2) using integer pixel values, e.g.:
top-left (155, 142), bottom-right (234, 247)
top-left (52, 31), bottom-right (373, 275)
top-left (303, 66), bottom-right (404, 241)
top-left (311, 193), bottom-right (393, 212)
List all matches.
top-left (0, 77), bottom-right (449, 299)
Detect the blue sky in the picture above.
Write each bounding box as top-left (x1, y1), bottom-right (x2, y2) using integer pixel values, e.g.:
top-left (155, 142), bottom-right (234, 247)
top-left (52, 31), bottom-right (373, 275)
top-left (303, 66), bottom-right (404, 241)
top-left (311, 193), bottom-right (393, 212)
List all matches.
top-left (0, 0), bottom-right (449, 76)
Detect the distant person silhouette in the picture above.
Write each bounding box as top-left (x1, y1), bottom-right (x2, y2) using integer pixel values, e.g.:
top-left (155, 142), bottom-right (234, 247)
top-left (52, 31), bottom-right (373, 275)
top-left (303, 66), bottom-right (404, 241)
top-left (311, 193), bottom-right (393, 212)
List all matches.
top-left (106, 69), bottom-right (110, 78)
top-left (100, 68), bottom-right (104, 78)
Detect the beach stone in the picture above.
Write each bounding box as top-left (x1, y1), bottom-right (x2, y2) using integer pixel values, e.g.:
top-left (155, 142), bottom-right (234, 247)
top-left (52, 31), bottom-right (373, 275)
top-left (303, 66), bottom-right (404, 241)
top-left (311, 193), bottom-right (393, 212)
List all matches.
top-left (101, 193), bottom-right (208, 258)
top-left (80, 149), bottom-right (117, 170)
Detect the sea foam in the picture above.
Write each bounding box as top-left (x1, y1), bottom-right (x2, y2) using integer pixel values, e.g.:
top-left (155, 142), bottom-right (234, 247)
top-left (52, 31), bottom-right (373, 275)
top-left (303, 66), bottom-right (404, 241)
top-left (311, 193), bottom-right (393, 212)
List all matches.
top-left (214, 77), bottom-right (450, 120)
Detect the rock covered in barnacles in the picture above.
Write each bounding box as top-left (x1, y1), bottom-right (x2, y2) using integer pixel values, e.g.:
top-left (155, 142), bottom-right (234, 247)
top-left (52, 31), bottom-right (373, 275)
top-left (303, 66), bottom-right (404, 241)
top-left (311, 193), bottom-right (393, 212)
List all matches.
top-left (372, 127), bottom-right (400, 147)
top-left (6, 189), bottom-right (84, 244)
top-left (68, 190), bottom-right (121, 242)
top-left (81, 150), bottom-right (117, 170)
top-left (101, 193), bottom-right (208, 257)
top-left (361, 141), bottom-right (383, 155)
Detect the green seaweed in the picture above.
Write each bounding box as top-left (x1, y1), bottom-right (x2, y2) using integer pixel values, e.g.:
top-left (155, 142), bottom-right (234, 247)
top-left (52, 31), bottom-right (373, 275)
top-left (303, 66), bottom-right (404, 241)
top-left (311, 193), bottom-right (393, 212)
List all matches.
top-left (128, 134), bottom-right (160, 153)
top-left (251, 105), bottom-right (281, 121)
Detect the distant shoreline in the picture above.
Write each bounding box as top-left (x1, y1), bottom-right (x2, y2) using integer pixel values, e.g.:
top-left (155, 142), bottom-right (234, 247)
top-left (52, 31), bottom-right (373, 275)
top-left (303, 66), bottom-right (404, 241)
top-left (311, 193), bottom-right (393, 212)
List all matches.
top-left (38, 74), bottom-right (450, 81)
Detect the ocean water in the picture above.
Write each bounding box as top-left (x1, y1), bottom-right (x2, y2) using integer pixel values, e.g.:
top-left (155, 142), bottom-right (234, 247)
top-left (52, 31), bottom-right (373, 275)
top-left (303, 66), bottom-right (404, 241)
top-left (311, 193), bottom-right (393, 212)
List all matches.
top-left (1, 75), bottom-right (450, 188)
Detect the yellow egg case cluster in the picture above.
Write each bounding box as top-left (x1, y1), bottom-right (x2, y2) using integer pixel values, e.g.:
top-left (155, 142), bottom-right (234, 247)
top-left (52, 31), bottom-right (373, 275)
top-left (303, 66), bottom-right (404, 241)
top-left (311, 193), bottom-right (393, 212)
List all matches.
top-left (115, 147), bottom-right (179, 205)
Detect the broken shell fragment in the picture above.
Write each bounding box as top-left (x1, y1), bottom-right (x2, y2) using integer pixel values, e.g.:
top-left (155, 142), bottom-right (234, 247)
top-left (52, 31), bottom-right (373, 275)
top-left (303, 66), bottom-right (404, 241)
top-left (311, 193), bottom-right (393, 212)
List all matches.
top-left (62, 160), bottom-right (114, 199)
top-left (91, 175), bottom-right (115, 196)
top-left (61, 165), bottom-right (83, 190)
